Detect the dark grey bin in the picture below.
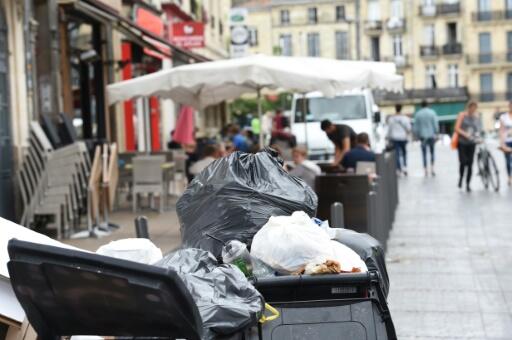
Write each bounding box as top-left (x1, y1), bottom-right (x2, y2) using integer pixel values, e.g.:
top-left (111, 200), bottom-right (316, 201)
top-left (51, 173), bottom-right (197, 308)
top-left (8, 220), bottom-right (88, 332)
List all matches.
top-left (245, 300), bottom-right (389, 340)
top-left (245, 273), bottom-right (396, 340)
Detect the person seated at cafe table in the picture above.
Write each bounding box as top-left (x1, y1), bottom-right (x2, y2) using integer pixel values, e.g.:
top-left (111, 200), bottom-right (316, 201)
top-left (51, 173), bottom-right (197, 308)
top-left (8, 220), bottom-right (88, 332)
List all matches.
top-left (287, 147), bottom-right (321, 188)
top-left (189, 144), bottom-right (222, 177)
top-left (341, 133), bottom-right (376, 171)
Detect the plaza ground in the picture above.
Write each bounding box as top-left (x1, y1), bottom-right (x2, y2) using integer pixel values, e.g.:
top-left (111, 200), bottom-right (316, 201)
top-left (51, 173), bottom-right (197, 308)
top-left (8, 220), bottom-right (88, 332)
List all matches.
top-left (63, 141), bottom-right (512, 339)
top-left (388, 141), bottom-right (512, 339)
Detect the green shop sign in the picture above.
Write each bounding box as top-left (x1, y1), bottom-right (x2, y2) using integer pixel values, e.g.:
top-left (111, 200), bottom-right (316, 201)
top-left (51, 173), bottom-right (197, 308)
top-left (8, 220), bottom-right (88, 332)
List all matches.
top-left (231, 14), bottom-right (244, 22)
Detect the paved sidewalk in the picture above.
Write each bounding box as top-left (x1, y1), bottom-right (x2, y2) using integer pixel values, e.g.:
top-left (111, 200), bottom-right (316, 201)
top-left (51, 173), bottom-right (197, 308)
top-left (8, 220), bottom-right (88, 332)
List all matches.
top-left (64, 197), bottom-right (182, 253)
top-left (387, 142), bottom-right (512, 339)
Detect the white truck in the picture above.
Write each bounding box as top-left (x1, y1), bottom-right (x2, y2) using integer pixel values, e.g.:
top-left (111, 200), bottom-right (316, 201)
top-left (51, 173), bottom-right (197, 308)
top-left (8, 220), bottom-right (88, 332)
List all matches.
top-left (290, 89), bottom-right (383, 160)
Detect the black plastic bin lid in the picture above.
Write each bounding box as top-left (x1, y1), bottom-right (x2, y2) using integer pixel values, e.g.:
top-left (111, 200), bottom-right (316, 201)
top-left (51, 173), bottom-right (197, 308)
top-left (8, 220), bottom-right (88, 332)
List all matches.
top-left (7, 239), bottom-right (203, 340)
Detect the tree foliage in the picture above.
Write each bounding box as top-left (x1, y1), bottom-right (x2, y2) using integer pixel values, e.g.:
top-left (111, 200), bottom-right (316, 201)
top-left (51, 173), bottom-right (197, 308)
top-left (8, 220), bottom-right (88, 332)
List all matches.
top-left (229, 93), bottom-right (292, 116)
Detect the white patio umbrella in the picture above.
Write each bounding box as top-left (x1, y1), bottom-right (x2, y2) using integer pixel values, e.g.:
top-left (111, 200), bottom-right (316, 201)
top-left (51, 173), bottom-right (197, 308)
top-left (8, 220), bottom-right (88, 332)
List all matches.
top-left (107, 54), bottom-right (403, 147)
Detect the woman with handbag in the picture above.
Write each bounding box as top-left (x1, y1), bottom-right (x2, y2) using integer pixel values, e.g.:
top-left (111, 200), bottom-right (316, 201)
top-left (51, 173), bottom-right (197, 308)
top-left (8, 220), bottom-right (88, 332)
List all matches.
top-left (453, 101), bottom-right (482, 192)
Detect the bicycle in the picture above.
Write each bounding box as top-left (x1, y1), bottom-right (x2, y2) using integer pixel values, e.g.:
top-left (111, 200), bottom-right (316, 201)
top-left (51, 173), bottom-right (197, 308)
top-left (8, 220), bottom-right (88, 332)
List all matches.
top-left (476, 140), bottom-right (500, 191)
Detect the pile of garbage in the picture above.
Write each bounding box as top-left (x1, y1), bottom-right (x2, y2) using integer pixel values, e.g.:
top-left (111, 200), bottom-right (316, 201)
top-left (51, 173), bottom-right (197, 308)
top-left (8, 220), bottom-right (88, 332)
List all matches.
top-left (96, 149), bottom-right (389, 339)
top-left (177, 149), bottom-right (318, 257)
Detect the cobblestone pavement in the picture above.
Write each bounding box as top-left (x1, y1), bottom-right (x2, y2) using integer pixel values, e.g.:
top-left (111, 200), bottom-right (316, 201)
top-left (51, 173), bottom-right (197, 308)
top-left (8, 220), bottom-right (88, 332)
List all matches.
top-left (387, 141), bottom-right (512, 339)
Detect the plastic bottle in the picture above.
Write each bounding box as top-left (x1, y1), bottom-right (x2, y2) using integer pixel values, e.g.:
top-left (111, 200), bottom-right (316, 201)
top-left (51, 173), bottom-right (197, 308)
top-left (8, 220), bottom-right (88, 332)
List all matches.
top-left (221, 240), bottom-right (253, 277)
top-left (252, 257), bottom-right (275, 278)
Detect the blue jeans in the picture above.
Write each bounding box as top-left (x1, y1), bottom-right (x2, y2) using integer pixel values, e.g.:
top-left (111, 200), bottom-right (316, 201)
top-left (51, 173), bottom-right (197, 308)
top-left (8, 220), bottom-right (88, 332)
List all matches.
top-left (505, 141), bottom-right (512, 176)
top-left (421, 138), bottom-right (436, 168)
top-left (393, 140), bottom-right (407, 171)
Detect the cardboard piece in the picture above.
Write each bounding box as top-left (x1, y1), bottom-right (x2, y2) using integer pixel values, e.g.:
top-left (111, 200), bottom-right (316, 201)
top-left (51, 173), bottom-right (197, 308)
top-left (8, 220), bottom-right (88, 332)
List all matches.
top-left (0, 278), bottom-right (24, 324)
top-left (88, 143), bottom-right (119, 219)
top-left (0, 217), bottom-right (82, 279)
top-left (4, 318), bottom-right (37, 340)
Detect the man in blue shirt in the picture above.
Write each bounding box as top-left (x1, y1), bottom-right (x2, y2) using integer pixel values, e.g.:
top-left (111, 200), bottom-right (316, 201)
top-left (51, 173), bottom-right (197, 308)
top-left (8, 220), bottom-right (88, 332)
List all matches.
top-left (413, 100), bottom-right (439, 177)
top-left (341, 133), bottom-right (376, 171)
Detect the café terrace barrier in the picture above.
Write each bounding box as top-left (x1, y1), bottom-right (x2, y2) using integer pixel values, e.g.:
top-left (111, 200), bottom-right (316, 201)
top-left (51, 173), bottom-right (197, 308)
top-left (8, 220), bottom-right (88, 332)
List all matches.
top-left (315, 152), bottom-right (399, 250)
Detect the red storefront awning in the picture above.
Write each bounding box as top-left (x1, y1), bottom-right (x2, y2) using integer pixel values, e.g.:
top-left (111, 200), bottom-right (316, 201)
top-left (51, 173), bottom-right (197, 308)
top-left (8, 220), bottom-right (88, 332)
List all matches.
top-left (70, 0), bottom-right (209, 62)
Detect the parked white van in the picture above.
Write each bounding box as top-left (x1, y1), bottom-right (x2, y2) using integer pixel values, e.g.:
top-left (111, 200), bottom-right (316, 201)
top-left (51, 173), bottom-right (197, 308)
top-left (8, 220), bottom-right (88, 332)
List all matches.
top-left (290, 89), bottom-right (383, 160)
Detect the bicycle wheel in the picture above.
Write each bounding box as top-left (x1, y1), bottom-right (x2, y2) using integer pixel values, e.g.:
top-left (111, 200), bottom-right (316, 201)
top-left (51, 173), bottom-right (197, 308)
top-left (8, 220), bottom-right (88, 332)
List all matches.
top-left (477, 152), bottom-right (489, 189)
top-left (487, 154), bottom-right (500, 192)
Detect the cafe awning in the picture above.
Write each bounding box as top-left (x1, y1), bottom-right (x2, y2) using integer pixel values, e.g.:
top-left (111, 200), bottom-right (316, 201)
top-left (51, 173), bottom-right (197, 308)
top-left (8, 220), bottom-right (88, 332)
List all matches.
top-left (414, 102), bottom-right (466, 122)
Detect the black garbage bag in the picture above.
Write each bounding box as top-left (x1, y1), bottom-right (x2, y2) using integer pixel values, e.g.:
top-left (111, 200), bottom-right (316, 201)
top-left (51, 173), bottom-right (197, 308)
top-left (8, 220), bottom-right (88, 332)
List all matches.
top-left (155, 248), bottom-right (264, 340)
top-left (177, 149), bottom-right (318, 257)
top-left (332, 229), bottom-right (390, 298)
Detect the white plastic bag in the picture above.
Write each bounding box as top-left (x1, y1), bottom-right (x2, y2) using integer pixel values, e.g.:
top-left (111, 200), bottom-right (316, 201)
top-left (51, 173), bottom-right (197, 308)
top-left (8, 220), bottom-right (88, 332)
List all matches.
top-left (96, 238), bottom-right (163, 264)
top-left (251, 211), bottom-right (367, 274)
top-left (318, 219), bottom-right (342, 239)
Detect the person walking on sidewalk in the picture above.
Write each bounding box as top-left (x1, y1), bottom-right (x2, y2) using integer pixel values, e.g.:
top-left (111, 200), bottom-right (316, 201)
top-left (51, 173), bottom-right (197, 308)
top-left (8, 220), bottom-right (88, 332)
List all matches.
top-left (499, 101), bottom-right (512, 186)
top-left (387, 104), bottom-right (411, 176)
top-left (455, 101), bottom-right (482, 192)
top-left (413, 100), bottom-right (439, 176)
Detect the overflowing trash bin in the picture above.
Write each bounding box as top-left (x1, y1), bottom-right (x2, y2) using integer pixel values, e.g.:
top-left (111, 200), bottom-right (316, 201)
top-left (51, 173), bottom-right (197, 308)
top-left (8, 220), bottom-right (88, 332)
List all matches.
top-left (7, 237), bottom-right (395, 340)
top-left (6, 149), bottom-right (396, 340)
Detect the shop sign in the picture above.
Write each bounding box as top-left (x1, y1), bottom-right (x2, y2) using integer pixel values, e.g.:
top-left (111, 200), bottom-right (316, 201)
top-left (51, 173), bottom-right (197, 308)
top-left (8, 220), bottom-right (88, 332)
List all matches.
top-left (229, 8), bottom-right (249, 58)
top-left (171, 22), bottom-right (205, 48)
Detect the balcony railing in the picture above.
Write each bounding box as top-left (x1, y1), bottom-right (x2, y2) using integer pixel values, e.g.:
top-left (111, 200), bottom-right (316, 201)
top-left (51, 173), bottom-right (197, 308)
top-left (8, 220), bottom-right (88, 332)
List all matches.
top-left (467, 53), bottom-right (512, 64)
top-left (473, 92), bottom-right (512, 102)
top-left (437, 3), bottom-right (461, 15)
top-left (479, 92), bottom-right (495, 102)
top-left (419, 3), bottom-right (461, 17)
top-left (375, 87), bottom-right (469, 104)
top-left (420, 45), bottom-right (440, 57)
top-left (386, 18), bottom-right (406, 32)
top-left (273, 14), bottom-right (351, 26)
top-left (472, 10), bottom-right (512, 22)
top-left (364, 20), bottom-right (383, 33)
top-left (442, 43), bottom-right (462, 55)
top-left (382, 55), bottom-right (410, 68)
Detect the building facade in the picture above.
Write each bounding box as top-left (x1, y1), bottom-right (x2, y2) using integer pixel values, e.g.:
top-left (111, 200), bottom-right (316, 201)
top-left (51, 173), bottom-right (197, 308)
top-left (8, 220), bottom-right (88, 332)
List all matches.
top-left (361, 0), bottom-right (468, 133)
top-left (159, 0), bottom-right (231, 60)
top-left (464, 0), bottom-right (512, 127)
top-left (243, 0), bottom-right (512, 131)
top-left (0, 0), bottom-right (30, 220)
top-left (30, 0), bottom-right (230, 155)
top-left (0, 0), bottom-right (232, 220)
top-left (160, 0), bottom-right (231, 137)
top-left (246, 0), bottom-right (358, 60)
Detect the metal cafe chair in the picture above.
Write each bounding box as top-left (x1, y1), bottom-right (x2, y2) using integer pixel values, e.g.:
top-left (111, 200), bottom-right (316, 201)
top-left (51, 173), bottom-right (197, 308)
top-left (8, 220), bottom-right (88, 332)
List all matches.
top-left (132, 155), bottom-right (166, 213)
